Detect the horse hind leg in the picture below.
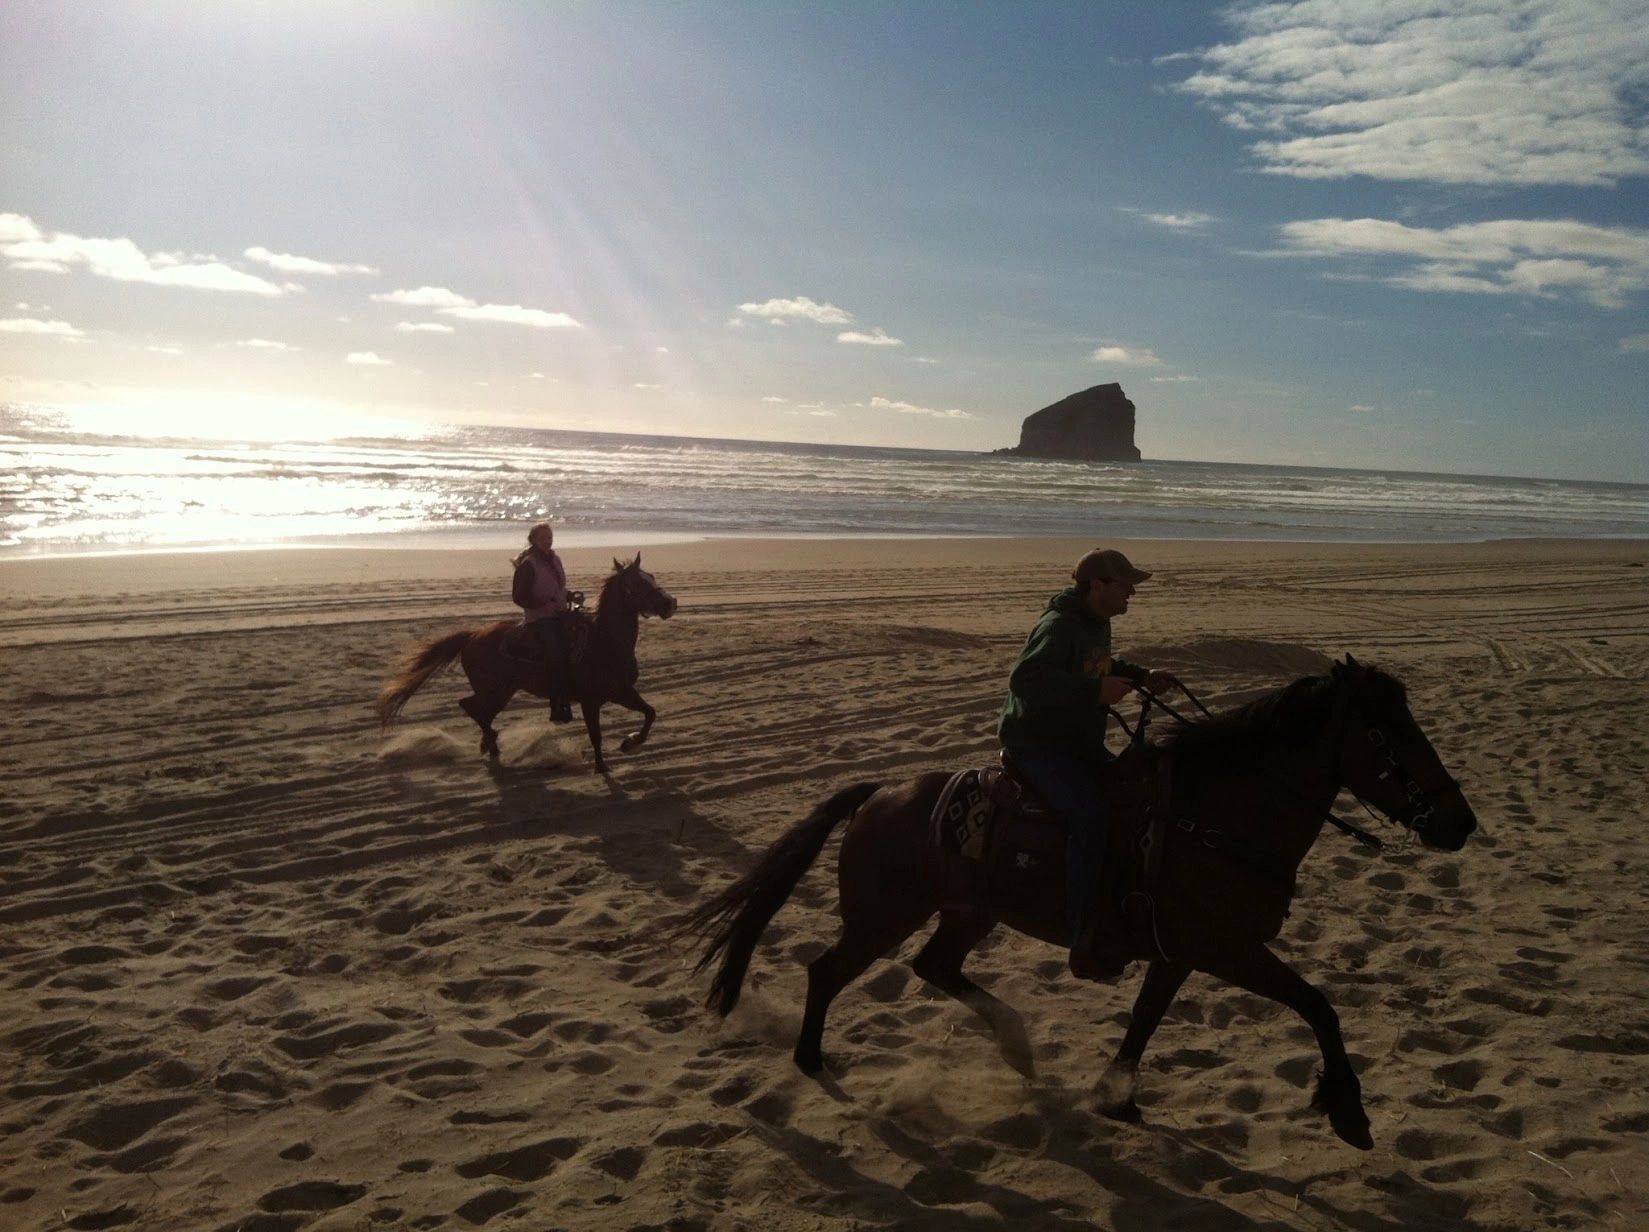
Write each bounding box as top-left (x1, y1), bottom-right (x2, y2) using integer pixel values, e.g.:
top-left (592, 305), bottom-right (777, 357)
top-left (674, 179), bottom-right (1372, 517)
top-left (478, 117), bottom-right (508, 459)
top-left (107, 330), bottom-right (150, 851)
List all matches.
top-left (910, 909), bottom-right (1034, 1078)
top-left (458, 695), bottom-right (502, 759)
top-left (794, 899), bottom-right (933, 1076)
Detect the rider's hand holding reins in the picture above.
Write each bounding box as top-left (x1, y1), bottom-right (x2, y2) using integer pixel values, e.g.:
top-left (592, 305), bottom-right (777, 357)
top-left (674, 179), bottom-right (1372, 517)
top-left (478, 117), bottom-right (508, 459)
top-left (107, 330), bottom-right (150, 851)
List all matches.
top-left (1146, 669), bottom-right (1179, 694)
top-left (1099, 675), bottom-right (1136, 706)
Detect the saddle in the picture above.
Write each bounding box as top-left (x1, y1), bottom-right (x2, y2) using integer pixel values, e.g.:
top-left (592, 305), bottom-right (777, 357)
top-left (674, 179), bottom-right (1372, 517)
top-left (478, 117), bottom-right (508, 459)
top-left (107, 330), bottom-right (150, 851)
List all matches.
top-left (928, 746), bottom-right (1172, 920)
top-left (501, 610), bottom-right (592, 667)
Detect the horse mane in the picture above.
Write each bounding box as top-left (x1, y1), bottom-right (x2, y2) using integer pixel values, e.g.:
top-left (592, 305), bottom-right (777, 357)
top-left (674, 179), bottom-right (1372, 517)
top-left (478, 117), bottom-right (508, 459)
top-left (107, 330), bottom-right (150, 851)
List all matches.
top-left (1159, 663), bottom-right (1409, 774)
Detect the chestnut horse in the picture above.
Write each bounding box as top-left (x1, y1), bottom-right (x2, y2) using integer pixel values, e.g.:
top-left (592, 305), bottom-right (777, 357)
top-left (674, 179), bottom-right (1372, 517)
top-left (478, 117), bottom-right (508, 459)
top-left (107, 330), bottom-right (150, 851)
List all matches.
top-left (682, 658), bottom-right (1476, 1148)
top-left (376, 555), bottom-right (676, 774)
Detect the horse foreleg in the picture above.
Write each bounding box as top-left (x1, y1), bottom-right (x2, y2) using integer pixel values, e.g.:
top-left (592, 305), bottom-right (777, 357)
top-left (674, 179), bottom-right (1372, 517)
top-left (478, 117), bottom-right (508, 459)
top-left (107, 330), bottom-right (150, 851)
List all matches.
top-left (579, 699), bottom-right (608, 775)
top-left (1208, 945), bottom-right (1372, 1150)
top-left (609, 684), bottom-right (656, 754)
top-left (911, 909), bottom-right (1032, 1078)
top-left (1096, 959), bottom-right (1191, 1122)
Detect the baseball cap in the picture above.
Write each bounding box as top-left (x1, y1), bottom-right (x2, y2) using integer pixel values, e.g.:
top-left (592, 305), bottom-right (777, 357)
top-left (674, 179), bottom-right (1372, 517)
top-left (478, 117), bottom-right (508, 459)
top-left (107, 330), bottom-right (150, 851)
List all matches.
top-left (1072, 548), bottom-right (1152, 586)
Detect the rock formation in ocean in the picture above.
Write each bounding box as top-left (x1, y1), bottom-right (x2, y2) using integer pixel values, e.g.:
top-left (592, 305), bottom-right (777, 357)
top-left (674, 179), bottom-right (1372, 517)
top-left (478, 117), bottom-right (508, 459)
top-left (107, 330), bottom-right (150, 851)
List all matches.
top-left (996, 383), bottom-right (1141, 462)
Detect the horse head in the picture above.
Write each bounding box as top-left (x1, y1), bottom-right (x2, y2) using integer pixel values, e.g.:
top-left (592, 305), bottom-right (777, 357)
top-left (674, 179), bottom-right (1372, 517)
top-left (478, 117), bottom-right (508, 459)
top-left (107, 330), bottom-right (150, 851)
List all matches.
top-left (603, 553), bottom-right (678, 620)
top-left (1327, 655), bottom-right (1477, 851)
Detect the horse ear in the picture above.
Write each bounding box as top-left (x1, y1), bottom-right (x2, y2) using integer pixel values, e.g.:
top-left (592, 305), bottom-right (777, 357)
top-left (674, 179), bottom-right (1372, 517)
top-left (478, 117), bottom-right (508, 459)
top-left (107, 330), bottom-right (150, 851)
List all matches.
top-left (613, 557), bottom-right (622, 571)
top-left (1345, 652), bottom-right (1361, 669)
top-left (634, 551), bottom-right (641, 567)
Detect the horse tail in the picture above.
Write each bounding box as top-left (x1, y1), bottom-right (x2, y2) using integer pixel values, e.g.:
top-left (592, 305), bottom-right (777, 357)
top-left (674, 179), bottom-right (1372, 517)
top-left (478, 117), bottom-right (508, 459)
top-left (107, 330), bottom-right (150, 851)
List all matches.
top-left (375, 626), bottom-right (485, 728)
top-left (682, 781), bottom-right (882, 1017)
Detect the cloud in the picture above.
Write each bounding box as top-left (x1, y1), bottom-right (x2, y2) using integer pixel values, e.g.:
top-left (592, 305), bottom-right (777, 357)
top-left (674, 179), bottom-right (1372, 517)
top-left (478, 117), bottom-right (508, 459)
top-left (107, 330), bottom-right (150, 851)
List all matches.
top-left (1350, 404), bottom-right (1376, 413)
top-left (236, 338), bottom-right (297, 351)
top-left (869, 395), bottom-right (971, 420)
top-left (145, 344), bottom-right (183, 354)
top-left (838, 328), bottom-right (904, 347)
top-left (1169, 1), bottom-right (1649, 187)
top-left (633, 382), bottom-right (663, 391)
top-left (374, 285), bottom-right (583, 328)
top-left (1621, 333), bottom-right (1649, 352)
top-left (346, 351), bottom-right (392, 366)
top-left (0, 213), bottom-right (286, 294)
top-left (736, 296), bottom-right (854, 325)
top-left (761, 396), bottom-right (789, 404)
top-left (394, 321), bottom-right (455, 333)
top-left (244, 246), bottom-right (377, 276)
top-left (1149, 374), bottom-right (1201, 383)
top-left (1274, 216), bottom-right (1649, 308)
top-left (441, 303), bottom-right (582, 329)
top-left (1120, 208), bottom-right (1217, 230)
top-left (0, 316), bottom-right (82, 337)
top-left (1090, 345), bottom-right (1164, 366)
top-left (372, 286), bottom-right (474, 309)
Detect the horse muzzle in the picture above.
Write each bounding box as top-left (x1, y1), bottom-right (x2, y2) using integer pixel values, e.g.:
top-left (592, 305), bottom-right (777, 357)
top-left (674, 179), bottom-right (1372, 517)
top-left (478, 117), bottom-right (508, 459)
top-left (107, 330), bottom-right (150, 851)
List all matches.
top-left (1415, 790), bottom-right (1477, 852)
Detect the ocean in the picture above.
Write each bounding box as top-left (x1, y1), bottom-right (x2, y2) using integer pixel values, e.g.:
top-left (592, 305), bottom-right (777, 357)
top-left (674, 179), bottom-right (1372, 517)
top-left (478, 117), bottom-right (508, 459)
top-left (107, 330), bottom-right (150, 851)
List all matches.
top-left (5, 417), bottom-right (1648, 555)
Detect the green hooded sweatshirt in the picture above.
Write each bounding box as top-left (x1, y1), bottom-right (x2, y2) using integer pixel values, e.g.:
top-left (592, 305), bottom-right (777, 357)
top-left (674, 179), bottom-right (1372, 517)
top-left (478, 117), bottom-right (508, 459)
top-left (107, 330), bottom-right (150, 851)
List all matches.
top-left (996, 586), bottom-right (1147, 758)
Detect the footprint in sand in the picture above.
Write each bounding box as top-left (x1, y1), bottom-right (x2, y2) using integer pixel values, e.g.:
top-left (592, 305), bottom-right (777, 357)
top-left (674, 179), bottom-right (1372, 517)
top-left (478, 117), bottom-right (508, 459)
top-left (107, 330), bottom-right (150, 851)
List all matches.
top-left (455, 1136), bottom-right (582, 1182)
top-left (255, 1180), bottom-right (367, 1213)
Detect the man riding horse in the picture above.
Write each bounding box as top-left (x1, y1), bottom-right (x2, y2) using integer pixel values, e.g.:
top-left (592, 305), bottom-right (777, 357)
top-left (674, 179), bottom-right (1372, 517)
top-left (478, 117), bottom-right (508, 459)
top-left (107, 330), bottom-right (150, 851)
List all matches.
top-left (998, 548), bottom-right (1179, 981)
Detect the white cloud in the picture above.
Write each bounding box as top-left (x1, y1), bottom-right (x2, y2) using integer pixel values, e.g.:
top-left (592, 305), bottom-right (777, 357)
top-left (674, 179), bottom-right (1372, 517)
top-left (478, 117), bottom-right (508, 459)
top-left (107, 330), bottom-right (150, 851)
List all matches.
top-left (912, 356), bottom-right (940, 365)
top-left (1090, 345), bottom-right (1164, 366)
top-left (838, 328), bottom-right (904, 347)
top-left (736, 296), bottom-right (854, 325)
top-left (394, 321), bottom-right (455, 333)
top-left (0, 316), bottom-right (82, 337)
top-left (1621, 333), bottom-right (1649, 352)
top-left (870, 395), bottom-right (971, 420)
top-left (1121, 208), bottom-right (1217, 230)
top-left (0, 213), bottom-right (286, 294)
top-left (1169, 1), bottom-right (1649, 187)
top-left (144, 344), bottom-right (183, 355)
top-left (1350, 404), bottom-right (1376, 413)
top-left (236, 337), bottom-right (297, 351)
top-left (372, 286), bottom-right (474, 309)
top-left (655, 346), bottom-right (670, 354)
top-left (244, 246), bottom-right (377, 276)
top-left (440, 303), bottom-right (583, 329)
top-left (1149, 374), bottom-right (1201, 383)
top-left (761, 395), bottom-right (789, 404)
top-left (346, 351), bottom-right (392, 366)
top-left (1275, 217), bottom-right (1649, 308)
top-left (633, 382), bottom-right (662, 391)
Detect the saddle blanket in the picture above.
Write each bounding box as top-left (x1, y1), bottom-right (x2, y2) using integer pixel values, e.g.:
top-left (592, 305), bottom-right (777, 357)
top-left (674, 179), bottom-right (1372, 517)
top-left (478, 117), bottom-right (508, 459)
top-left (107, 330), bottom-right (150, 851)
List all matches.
top-left (929, 767), bottom-right (1067, 909)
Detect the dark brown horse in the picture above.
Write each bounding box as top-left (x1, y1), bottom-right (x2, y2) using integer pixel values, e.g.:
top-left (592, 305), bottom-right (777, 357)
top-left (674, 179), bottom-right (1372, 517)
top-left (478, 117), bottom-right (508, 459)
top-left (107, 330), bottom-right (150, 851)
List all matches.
top-left (376, 555), bottom-right (677, 774)
top-left (682, 657), bottom-right (1476, 1149)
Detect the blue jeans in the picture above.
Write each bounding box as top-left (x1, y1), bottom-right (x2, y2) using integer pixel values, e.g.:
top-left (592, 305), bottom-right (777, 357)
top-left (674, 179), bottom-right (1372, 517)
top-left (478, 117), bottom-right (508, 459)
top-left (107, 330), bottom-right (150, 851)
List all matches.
top-left (1006, 744), bottom-right (1114, 943)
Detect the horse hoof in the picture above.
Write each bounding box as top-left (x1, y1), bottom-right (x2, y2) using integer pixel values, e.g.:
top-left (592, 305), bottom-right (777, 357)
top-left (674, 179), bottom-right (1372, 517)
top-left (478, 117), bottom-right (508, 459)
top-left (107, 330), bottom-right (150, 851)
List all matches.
top-left (619, 736), bottom-right (639, 753)
top-left (793, 1047), bottom-right (825, 1076)
top-left (1100, 1099), bottom-right (1142, 1124)
top-left (1331, 1115), bottom-right (1374, 1150)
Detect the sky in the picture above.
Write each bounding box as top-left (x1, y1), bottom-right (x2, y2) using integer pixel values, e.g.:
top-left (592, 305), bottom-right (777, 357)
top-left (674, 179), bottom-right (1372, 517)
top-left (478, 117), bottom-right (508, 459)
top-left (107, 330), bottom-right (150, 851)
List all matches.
top-left (2, 0), bottom-right (1647, 481)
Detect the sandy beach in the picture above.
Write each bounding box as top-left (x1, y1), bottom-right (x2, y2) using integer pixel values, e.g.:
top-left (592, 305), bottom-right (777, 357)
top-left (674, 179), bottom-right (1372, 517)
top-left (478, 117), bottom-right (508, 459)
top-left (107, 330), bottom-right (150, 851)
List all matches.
top-left (2, 535), bottom-right (1646, 1232)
